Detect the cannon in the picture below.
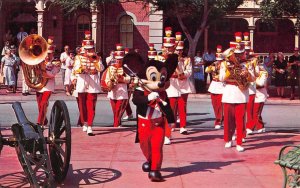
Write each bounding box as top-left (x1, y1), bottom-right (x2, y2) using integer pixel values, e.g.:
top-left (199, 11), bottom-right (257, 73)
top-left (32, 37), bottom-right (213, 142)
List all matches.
top-left (0, 100), bottom-right (71, 187)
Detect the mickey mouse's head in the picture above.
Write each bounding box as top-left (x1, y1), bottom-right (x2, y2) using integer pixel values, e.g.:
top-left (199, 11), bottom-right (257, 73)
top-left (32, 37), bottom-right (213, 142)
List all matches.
top-left (138, 54), bottom-right (178, 92)
top-left (123, 52), bottom-right (178, 92)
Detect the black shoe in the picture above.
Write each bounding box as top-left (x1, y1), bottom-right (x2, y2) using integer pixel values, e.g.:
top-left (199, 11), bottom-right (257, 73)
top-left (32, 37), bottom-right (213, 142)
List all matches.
top-left (290, 97), bottom-right (295, 100)
top-left (148, 171), bottom-right (163, 182)
top-left (142, 162), bottom-right (151, 172)
top-left (22, 93), bottom-right (27, 96)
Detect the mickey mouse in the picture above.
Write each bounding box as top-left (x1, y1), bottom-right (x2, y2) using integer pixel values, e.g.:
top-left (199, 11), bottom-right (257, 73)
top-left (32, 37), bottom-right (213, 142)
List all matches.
top-left (124, 53), bottom-right (178, 182)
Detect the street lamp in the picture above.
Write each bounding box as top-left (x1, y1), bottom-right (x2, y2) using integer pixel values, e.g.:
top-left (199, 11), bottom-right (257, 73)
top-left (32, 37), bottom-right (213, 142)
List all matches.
top-left (295, 16), bottom-right (300, 48)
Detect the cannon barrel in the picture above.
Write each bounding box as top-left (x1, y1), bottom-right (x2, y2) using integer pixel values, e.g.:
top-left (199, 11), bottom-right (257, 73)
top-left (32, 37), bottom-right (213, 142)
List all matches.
top-left (12, 102), bottom-right (40, 140)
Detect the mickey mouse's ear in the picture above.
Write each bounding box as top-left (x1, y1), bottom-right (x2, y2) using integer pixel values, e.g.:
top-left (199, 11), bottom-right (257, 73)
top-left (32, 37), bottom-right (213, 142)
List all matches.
top-left (164, 54), bottom-right (178, 80)
top-left (123, 52), bottom-right (145, 76)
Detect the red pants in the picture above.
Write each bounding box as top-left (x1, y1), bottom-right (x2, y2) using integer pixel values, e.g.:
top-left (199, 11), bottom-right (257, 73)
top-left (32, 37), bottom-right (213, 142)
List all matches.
top-left (246, 103), bottom-right (265, 130)
top-left (138, 117), bottom-right (165, 171)
top-left (36, 91), bottom-right (51, 125)
top-left (169, 94), bottom-right (188, 128)
top-left (246, 94), bottom-right (255, 129)
top-left (210, 94), bottom-right (223, 126)
top-left (110, 99), bottom-right (127, 127)
top-left (78, 93), bottom-right (98, 126)
top-left (223, 103), bottom-right (246, 145)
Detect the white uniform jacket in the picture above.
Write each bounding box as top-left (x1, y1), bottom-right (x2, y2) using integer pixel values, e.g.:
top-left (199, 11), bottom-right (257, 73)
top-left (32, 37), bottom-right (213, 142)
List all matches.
top-left (72, 55), bottom-right (104, 93)
top-left (107, 83), bottom-right (129, 100)
top-left (219, 61), bottom-right (255, 104)
top-left (208, 80), bottom-right (224, 94)
top-left (37, 59), bottom-right (60, 93)
top-left (247, 58), bottom-right (260, 95)
top-left (255, 70), bottom-right (268, 103)
top-left (178, 57), bottom-right (194, 94)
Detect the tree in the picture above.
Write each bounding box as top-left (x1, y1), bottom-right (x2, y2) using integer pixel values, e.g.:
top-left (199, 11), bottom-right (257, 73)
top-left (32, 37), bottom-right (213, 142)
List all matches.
top-left (146, 0), bottom-right (243, 58)
top-left (259, 0), bottom-right (300, 21)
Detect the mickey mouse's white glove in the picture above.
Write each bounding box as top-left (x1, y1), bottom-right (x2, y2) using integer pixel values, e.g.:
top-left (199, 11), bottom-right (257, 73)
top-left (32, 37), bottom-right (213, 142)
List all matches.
top-left (148, 92), bottom-right (159, 101)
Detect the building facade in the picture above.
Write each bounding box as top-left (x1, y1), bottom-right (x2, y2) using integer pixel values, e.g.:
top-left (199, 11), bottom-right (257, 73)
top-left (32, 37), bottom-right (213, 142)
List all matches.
top-left (0, 0), bottom-right (298, 58)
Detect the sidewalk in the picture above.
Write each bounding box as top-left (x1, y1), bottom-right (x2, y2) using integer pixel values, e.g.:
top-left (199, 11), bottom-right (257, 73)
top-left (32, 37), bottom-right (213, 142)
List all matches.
top-left (0, 128), bottom-right (299, 187)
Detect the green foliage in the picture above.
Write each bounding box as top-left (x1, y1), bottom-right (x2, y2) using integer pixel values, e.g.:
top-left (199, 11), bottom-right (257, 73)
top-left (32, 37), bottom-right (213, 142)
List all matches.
top-left (147, 0), bottom-right (243, 27)
top-left (260, 0), bottom-right (300, 21)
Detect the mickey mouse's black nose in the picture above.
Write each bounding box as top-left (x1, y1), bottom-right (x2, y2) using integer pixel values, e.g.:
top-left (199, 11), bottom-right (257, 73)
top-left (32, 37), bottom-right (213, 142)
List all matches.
top-left (158, 81), bottom-right (165, 88)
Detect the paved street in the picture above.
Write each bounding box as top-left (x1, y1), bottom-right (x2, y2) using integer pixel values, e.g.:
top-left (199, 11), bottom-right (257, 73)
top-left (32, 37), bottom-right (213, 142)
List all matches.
top-left (0, 93), bottom-right (299, 130)
top-left (0, 93), bottom-right (300, 187)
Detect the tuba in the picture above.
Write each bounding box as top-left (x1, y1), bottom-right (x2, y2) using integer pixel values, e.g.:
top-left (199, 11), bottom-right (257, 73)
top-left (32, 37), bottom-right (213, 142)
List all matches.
top-left (19, 34), bottom-right (49, 89)
top-left (226, 51), bottom-right (250, 90)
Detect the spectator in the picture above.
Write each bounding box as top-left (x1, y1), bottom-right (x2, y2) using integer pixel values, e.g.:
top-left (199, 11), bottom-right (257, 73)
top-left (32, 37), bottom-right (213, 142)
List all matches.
top-left (202, 49), bottom-right (216, 85)
top-left (263, 52), bottom-right (275, 92)
top-left (1, 49), bottom-right (17, 93)
top-left (29, 28), bottom-right (37, 35)
top-left (288, 47), bottom-right (300, 100)
top-left (1, 41), bottom-right (10, 56)
top-left (106, 50), bottom-right (115, 67)
top-left (16, 27), bottom-right (28, 45)
top-left (64, 51), bottom-right (75, 96)
top-left (3, 29), bottom-right (13, 44)
top-left (194, 51), bottom-right (203, 66)
top-left (10, 45), bottom-right (20, 93)
top-left (60, 45), bottom-right (70, 93)
top-left (274, 52), bottom-right (288, 98)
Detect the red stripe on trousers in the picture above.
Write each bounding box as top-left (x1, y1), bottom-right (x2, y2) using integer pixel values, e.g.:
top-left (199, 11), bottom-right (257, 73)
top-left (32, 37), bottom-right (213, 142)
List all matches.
top-left (246, 94), bottom-right (255, 129)
top-left (36, 91), bottom-right (51, 125)
top-left (178, 93), bottom-right (188, 128)
top-left (165, 97), bottom-right (179, 137)
top-left (110, 99), bottom-right (126, 127)
top-left (246, 102), bottom-right (265, 130)
top-left (78, 93), bottom-right (98, 126)
top-left (223, 103), bottom-right (246, 145)
top-left (210, 94), bottom-right (223, 126)
top-left (138, 117), bottom-right (165, 171)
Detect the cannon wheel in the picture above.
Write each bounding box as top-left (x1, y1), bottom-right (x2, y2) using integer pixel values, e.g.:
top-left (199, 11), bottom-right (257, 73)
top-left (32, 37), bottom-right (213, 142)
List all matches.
top-left (48, 100), bottom-right (71, 183)
top-left (12, 123), bottom-right (54, 187)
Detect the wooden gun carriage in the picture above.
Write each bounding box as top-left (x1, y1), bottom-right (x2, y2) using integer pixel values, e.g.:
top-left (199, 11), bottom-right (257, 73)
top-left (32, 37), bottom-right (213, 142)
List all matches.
top-left (0, 100), bottom-right (71, 187)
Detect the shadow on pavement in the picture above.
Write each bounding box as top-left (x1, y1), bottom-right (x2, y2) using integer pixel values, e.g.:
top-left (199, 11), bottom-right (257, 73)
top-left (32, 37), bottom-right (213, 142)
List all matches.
top-left (0, 166), bottom-right (122, 187)
top-left (245, 133), bottom-right (299, 151)
top-left (63, 166), bottom-right (122, 187)
top-left (162, 160), bottom-right (243, 179)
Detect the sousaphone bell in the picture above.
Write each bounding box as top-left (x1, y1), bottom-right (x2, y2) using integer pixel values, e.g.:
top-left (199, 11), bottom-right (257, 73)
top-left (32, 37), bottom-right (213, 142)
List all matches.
top-left (19, 34), bottom-right (49, 89)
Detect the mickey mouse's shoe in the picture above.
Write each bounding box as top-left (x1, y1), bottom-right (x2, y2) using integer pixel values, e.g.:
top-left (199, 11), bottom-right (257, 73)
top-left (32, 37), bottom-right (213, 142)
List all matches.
top-left (148, 171), bottom-right (163, 182)
top-left (142, 162), bottom-right (151, 172)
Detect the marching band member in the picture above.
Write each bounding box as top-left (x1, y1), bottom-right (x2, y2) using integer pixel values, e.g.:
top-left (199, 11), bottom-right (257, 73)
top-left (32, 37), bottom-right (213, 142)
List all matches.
top-left (219, 32), bottom-right (256, 152)
top-left (175, 35), bottom-right (193, 135)
top-left (205, 45), bottom-right (225, 129)
top-left (72, 31), bottom-right (104, 136)
top-left (243, 32), bottom-right (260, 135)
top-left (36, 43), bottom-right (60, 126)
top-left (163, 27), bottom-right (179, 144)
top-left (106, 43), bottom-right (132, 127)
top-left (148, 43), bottom-right (158, 60)
top-left (64, 51), bottom-right (75, 96)
top-left (246, 61), bottom-right (268, 133)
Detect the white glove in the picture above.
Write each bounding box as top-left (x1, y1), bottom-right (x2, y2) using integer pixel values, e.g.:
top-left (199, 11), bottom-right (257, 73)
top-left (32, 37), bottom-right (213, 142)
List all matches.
top-left (148, 92), bottom-right (159, 101)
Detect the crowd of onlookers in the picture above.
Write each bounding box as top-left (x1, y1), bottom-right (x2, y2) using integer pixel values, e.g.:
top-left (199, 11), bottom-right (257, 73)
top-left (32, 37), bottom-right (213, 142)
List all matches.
top-left (1, 27), bottom-right (300, 99)
top-left (193, 48), bottom-right (300, 100)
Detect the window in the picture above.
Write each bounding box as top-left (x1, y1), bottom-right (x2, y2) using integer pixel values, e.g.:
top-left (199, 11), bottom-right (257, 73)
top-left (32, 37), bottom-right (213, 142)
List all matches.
top-left (120, 15), bottom-right (133, 48)
top-left (77, 15), bottom-right (91, 45)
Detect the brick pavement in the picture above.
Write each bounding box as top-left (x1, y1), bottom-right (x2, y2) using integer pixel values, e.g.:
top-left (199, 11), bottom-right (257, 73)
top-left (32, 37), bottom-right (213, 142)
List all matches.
top-left (0, 127), bottom-right (299, 187)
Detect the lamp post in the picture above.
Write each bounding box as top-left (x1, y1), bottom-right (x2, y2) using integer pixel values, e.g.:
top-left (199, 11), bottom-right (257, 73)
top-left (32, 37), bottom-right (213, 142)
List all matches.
top-left (295, 16), bottom-right (300, 48)
top-left (26, 0), bottom-right (55, 36)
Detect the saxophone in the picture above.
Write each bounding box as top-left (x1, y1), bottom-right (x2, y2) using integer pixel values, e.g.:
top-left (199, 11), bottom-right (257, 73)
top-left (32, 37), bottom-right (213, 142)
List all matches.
top-left (226, 53), bottom-right (250, 90)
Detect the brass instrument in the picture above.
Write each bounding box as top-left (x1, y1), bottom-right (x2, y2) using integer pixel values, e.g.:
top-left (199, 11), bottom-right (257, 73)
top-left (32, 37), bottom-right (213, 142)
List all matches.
top-left (225, 52), bottom-right (250, 90)
top-left (18, 34), bottom-right (50, 89)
